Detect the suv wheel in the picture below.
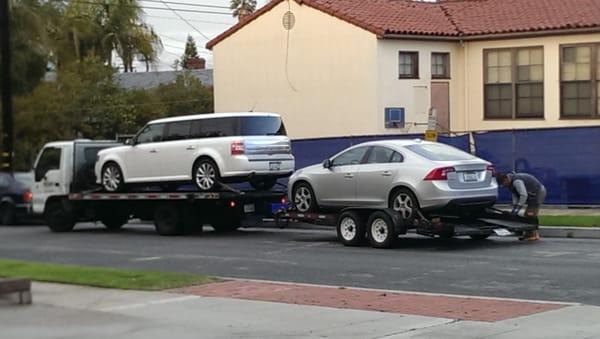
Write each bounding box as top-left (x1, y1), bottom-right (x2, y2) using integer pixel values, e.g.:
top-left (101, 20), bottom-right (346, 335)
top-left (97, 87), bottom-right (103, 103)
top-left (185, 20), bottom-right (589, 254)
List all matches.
top-left (102, 162), bottom-right (124, 192)
top-left (292, 182), bottom-right (317, 213)
top-left (193, 159), bottom-right (220, 192)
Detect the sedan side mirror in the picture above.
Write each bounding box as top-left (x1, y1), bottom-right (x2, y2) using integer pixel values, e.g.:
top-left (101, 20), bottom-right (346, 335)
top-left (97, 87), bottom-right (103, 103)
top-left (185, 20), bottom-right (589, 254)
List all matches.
top-left (323, 159), bottom-right (333, 169)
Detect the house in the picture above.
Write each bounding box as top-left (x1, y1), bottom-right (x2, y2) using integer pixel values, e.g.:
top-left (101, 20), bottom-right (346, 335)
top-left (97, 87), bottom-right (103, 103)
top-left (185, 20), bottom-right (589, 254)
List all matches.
top-left (206, 0), bottom-right (600, 139)
top-left (114, 69), bottom-right (213, 90)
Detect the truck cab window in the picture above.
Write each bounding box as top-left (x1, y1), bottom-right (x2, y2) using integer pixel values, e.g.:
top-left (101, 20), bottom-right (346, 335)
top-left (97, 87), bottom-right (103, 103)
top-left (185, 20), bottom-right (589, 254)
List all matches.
top-left (35, 147), bottom-right (61, 182)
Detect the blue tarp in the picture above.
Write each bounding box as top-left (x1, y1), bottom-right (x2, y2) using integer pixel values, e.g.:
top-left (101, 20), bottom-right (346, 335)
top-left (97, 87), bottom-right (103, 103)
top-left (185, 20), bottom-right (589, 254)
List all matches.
top-left (474, 127), bottom-right (600, 205)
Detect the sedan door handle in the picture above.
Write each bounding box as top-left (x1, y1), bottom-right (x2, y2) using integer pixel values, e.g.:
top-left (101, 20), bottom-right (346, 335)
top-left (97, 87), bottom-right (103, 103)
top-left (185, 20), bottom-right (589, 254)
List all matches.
top-left (344, 173), bottom-right (354, 179)
top-left (149, 149), bottom-right (158, 153)
top-left (382, 171), bottom-right (392, 177)
top-left (186, 146), bottom-right (196, 150)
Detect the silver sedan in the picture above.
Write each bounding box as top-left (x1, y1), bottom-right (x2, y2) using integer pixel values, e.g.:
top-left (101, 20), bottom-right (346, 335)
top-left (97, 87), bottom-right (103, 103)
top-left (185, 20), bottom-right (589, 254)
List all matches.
top-left (288, 139), bottom-right (498, 219)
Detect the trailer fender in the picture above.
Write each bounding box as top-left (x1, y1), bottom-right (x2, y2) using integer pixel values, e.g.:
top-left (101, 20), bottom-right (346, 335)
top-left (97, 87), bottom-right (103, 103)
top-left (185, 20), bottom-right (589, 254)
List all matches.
top-left (381, 208), bottom-right (407, 235)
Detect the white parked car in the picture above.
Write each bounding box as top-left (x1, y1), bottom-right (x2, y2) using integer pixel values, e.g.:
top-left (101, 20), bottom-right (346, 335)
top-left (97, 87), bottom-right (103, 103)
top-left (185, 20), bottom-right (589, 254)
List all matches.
top-left (96, 113), bottom-right (295, 192)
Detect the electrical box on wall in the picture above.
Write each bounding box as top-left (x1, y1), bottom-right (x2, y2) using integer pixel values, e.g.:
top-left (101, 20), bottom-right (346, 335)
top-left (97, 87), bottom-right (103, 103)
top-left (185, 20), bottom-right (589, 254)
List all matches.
top-left (385, 107), bottom-right (405, 128)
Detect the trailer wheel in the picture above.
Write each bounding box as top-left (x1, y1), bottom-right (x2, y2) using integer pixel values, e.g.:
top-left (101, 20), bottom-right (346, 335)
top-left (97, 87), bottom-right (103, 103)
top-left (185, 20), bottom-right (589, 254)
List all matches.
top-left (469, 234), bottom-right (491, 240)
top-left (45, 200), bottom-right (75, 233)
top-left (367, 211), bottom-right (396, 249)
top-left (153, 204), bottom-right (183, 236)
top-left (336, 211), bottom-right (365, 246)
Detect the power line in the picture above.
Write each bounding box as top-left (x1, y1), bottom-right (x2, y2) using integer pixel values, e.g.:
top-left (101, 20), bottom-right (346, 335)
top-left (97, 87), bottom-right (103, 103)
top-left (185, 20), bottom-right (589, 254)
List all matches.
top-left (145, 14), bottom-right (233, 25)
top-left (61, 0), bottom-right (232, 15)
top-left (139, 0), bottom-right (229, 10)
top-left (158, 0), bottom-right (212, 41)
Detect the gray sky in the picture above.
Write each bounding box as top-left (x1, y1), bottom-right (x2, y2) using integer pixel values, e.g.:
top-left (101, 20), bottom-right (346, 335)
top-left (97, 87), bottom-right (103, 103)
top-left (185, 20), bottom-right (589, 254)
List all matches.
top-left (124, 0), bottom-right (269, 71)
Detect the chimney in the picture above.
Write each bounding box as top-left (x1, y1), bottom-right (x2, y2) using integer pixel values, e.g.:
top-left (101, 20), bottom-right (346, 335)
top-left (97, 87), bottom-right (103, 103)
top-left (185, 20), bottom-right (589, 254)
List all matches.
top-left (185, 57), bottom-right (206, 70)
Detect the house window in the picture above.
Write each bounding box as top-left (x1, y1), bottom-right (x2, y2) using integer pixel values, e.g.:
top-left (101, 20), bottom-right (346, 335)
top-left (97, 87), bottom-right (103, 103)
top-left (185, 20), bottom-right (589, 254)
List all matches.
top-left (484, 47), bottom-right (544, 119)
top-left (385, 107), bottom-right (405, 128)
top-left (399, 52), bottom-right (418, 79)
top-left (560, 44), bottom-right (600, 118)
top-left (432, 52), bottom-right (450, 79)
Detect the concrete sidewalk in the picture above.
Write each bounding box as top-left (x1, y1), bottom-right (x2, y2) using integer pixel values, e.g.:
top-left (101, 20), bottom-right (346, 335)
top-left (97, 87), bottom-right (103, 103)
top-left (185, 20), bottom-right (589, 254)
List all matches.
top-left (1, 282), bottom-right (600, 339)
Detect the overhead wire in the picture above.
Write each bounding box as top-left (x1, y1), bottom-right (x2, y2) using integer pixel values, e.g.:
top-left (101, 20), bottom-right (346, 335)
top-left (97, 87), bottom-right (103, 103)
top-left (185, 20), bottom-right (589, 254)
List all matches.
top-left (139, 0), bottom-right (229, 10)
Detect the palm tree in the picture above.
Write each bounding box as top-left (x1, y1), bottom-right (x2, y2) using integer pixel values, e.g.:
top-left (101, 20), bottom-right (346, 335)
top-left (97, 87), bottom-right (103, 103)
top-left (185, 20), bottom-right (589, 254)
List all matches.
top-left (230, 0), bottom-right (256, 21)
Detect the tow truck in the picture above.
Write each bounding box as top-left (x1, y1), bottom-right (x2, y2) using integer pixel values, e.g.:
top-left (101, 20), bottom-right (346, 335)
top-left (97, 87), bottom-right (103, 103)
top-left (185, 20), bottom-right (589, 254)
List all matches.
top-left (32, 140), bottom-right (286, 235)
top-left (275, 206), bottom-right (539, 249)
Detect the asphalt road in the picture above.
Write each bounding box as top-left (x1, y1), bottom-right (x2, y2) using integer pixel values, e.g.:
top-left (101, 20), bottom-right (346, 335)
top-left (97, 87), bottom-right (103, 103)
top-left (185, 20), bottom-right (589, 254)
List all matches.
top-left (1, 223), bottom-right (599, 305)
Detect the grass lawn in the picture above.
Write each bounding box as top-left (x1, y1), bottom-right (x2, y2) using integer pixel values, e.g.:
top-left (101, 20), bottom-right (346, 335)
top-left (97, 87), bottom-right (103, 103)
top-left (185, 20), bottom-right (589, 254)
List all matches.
top-left (0, 259), bottom-right (215, 290)
top-left (540, 215), bottom-right (600, 227)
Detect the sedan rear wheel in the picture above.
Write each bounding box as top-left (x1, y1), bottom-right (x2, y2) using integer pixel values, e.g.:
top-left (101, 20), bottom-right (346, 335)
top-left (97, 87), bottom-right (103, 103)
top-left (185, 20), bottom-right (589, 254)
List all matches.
top-left (390, 188), bottom-right (418, 221)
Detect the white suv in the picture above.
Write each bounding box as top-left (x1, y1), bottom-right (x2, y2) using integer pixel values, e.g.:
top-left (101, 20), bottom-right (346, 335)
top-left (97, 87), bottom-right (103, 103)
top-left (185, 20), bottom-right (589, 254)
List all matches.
top-left (95, 113), bottom-right (295, 192)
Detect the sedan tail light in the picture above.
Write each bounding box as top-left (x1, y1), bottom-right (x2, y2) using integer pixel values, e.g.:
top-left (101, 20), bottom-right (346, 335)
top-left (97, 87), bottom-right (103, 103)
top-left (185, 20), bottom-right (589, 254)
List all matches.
top-left (23, 191), bottom-right (33, 202)
top-left (230, 140), bottom-right (245, 155)
top-left (424, 167), bottom-right (455, 181)
top-left (486, 165), bottom-right (497, 177)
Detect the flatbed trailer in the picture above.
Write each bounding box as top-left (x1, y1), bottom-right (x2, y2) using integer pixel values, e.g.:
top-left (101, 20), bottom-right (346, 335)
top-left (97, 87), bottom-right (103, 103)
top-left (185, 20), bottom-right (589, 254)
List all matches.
top-left (275, 207), bottom-right (538, 248)
top-left (47, 189), bottom-right (287, 236)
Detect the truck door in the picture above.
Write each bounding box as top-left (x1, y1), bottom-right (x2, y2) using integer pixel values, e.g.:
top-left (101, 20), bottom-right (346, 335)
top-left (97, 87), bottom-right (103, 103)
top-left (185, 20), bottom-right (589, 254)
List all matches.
top-left (32, 146), bottom-right (65, 214)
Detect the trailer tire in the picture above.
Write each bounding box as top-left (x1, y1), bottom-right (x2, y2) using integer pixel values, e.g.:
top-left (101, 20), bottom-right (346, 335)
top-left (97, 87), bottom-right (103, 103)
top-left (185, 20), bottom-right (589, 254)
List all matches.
top-left (45, 200), bottom-right (75, 233)
top-left (153, 204), bottom-right (183, 236)
top-left (336, 211), bottom-right (365, 246)
top-left (469, 234), bottom-right (491, 240)
top-left (367, 211), bottom-right (396, 249)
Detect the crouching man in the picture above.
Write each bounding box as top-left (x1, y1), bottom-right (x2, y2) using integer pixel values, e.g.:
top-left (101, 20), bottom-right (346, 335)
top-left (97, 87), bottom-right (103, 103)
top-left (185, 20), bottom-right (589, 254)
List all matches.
top-left (497, 172), bottom-right (547, 241)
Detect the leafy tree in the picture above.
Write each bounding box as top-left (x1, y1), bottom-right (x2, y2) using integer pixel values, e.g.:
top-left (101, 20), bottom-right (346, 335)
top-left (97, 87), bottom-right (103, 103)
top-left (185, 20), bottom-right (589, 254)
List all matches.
top-left (230, 0), bottom-right (256, 20)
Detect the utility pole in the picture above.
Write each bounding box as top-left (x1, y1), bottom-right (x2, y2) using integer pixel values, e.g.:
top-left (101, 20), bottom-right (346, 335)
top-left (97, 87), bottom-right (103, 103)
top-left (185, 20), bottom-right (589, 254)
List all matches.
top-left (0, 0), bottom-right (13, 173)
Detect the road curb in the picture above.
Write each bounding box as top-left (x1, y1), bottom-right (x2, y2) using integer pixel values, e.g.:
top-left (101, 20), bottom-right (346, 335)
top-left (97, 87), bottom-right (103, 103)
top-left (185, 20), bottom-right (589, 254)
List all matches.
top-left (539, 226), bottom-right (600, 239)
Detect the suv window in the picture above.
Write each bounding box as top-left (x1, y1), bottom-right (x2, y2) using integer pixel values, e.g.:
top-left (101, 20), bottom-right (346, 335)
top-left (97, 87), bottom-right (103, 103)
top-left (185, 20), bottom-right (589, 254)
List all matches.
top-left (190, 116), bottom-right (287, 138)
top-left (136, 123), bottom-right (165, 144)
top-left (35, 147), bottom-right (61, 182)
top-left (366, 147), bottom-right (397, 164)
top-left (332, 147), bottom-right (368, 166)
top-left (165, 121), bottom-right (191, 141)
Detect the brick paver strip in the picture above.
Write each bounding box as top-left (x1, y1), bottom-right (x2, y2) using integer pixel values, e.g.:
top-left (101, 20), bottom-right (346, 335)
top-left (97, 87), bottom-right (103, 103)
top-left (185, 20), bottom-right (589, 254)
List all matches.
top-left (176, 281), bottom-right (566, 322)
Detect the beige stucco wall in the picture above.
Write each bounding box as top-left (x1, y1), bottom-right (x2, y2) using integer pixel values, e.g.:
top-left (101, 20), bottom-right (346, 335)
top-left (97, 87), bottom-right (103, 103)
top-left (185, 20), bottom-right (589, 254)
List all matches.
top-left (461, 33), bottom-right (600, 132)
top-left (376, 40), bottom-right (464, 134)
top-left (212, 1), bottom-right (379, 139)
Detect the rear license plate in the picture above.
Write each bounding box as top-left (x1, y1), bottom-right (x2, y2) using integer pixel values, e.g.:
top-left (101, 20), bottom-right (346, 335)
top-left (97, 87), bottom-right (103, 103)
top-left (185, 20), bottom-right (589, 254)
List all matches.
top-left (493, 228), bottom-right (513, 236)
top-left (464, 172), bottom-right (478, 182)
top-left (244, 204), bottom-right (255, 213)
top-left (269, 161), bottom-right (281, 171)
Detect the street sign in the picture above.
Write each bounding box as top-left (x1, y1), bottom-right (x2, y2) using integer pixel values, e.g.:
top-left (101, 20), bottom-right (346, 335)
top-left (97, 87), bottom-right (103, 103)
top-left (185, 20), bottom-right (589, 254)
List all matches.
top-left (425, 130), bottom-right (438, 142)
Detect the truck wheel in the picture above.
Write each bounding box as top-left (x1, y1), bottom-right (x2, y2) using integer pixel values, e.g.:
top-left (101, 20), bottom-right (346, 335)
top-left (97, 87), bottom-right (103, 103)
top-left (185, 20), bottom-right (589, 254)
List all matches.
top-left (101, 213), bottom-right (129, 231)
top-left (249, 177), bottom-right (277, 191)
top-left (193, 158), bottom-right (220, 192)
top-left (367, 211), bottom-right (396, 249)
top-left (45, 200), bottom-right (75, 233)
top-left (0, 203), bottom-right (16, 225)
top-left (336, 210), bottom-right (365, 246)
top-left (153, 204), bottom-right (183, 236)
top-left (102, 162), bottom-right (125, 192)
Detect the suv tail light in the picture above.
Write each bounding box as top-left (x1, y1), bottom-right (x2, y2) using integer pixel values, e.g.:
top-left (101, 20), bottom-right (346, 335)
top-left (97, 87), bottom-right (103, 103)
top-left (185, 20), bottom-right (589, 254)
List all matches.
top-left (486, 165), bottom-right (497, 177)
top-left (424, 167), bottom-right (455, 181)
top-left (23, 191), bottom-right (33, 202)
top-left (230, 140), bottom-right (245, 155)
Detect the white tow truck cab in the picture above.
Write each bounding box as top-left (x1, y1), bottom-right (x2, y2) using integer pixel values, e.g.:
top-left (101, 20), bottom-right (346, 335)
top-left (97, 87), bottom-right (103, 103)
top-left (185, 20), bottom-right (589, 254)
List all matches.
top-left (32, 140), bottom-right (286, 235)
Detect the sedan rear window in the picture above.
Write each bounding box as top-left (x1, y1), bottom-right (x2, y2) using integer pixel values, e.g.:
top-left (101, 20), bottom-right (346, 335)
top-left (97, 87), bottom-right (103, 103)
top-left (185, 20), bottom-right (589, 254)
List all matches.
top-left (405, 143), bottom-right (475, 161)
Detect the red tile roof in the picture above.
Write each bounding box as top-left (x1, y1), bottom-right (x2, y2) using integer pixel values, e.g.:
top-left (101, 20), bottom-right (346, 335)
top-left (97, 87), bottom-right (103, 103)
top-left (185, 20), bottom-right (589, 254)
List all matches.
top-left (206, 0), bottom-right (600, 49)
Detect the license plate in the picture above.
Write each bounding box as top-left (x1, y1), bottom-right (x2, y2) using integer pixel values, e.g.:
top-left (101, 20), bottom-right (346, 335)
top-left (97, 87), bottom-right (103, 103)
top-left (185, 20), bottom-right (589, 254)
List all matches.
top-left (244, 204), bottom-right (255, 213)
top-left (464, 172), bottom-right (478, 182)
top-left (269, 162), bottom-right (281, 171)
top-left (493, 228), bottom-right (513, 236)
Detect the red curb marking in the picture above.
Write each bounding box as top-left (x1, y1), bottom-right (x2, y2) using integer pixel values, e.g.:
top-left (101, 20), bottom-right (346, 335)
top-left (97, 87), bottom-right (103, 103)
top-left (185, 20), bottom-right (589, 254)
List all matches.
top-left (175, 281), bottom-right (566, 322)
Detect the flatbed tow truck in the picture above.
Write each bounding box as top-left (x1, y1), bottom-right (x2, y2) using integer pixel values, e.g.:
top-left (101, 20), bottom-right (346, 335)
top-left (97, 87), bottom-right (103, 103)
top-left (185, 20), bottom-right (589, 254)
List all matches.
top-left (275, 206), bottom-right (538, 248)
